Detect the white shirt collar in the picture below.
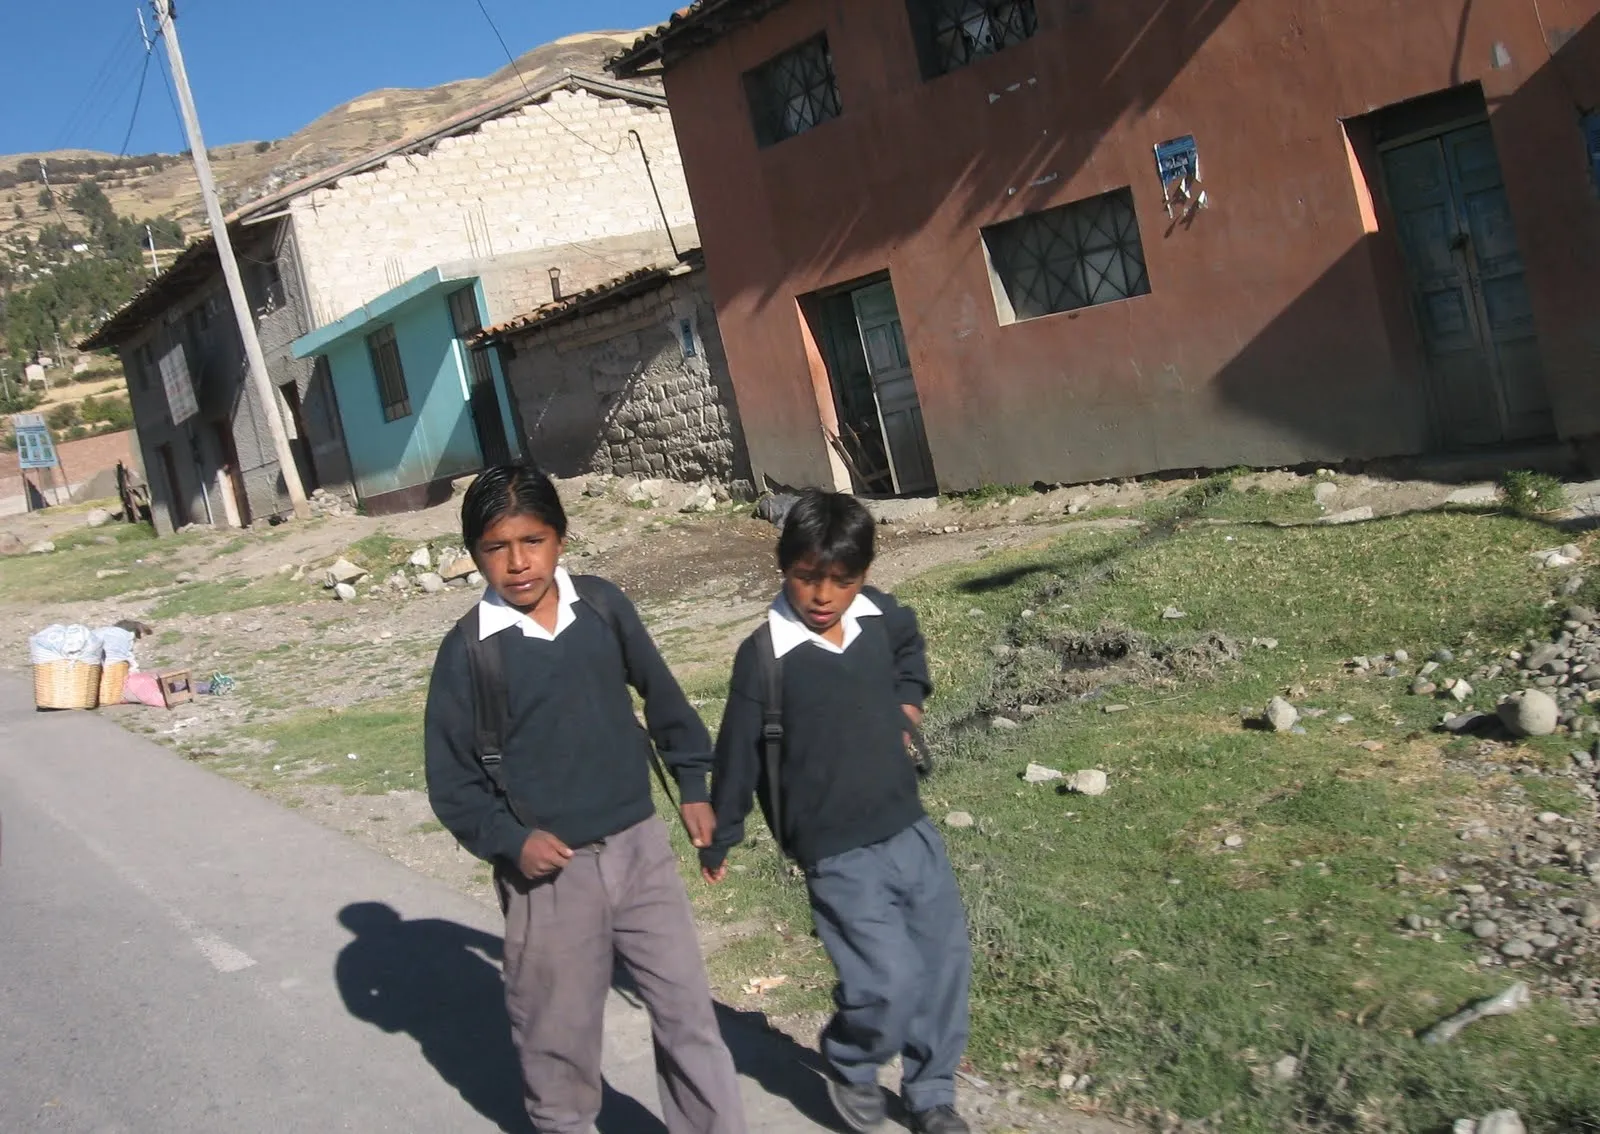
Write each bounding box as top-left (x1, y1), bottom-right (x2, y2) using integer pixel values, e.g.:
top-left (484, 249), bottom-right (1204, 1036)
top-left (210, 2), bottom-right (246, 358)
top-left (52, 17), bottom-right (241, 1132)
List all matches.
top-left (477, 565), bottom-right (580, 642)
top-left (767, 590), bottom-right (881, 657)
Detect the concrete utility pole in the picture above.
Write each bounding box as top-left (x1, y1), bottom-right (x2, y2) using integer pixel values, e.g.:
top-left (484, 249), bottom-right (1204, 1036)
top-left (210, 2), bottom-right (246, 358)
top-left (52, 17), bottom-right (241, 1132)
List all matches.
top-left (150, 0), bottom-right (310, 520)
top-left (145, 224), bottom-right (162, 276)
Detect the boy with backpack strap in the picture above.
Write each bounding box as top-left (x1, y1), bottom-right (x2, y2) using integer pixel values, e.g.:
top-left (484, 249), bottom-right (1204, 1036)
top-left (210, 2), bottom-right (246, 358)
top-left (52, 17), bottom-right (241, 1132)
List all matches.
top-left (424, 465), bottom-right (745, 1134)
top-left (700, 490), bottom-right (971, 1134)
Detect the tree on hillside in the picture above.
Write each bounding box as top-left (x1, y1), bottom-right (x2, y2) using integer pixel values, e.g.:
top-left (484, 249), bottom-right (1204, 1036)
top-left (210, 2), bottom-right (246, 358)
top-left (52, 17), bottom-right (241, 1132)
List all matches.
top-left (36, 187), bottom-right (53, 211)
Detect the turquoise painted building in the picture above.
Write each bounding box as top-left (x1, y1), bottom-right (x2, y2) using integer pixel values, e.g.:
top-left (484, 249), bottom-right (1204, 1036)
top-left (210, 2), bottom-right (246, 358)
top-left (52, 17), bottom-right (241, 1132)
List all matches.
top-left (292, 267), bottom-right (521, 514)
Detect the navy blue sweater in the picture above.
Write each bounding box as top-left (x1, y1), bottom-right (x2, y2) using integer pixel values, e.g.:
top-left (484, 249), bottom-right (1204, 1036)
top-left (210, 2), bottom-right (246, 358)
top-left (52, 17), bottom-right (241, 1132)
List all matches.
top-left (424, 579), bottom-right (710, 867)
top-left (702, 588), bottom-right (933, 870)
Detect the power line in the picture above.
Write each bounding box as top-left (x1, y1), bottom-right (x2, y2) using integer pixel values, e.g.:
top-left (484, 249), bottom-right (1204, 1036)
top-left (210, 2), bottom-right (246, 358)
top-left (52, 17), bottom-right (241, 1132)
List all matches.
top-left (468, 0), bottom-right (625, 157)
top-left (118, 49), bottom-right (156, 158)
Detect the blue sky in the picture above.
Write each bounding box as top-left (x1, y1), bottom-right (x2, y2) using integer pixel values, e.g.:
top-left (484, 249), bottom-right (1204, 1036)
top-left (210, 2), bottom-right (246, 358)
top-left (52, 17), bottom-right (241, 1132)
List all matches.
top-left (7, 0), bottom-right (674, 157)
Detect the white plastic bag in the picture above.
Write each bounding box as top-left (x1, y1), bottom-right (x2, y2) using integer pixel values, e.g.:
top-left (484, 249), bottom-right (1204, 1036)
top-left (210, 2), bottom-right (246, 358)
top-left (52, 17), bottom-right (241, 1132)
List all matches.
top-left (96, 626), bottom-right (137, 666)
top-left (29, 625), bottom-right (105, 666)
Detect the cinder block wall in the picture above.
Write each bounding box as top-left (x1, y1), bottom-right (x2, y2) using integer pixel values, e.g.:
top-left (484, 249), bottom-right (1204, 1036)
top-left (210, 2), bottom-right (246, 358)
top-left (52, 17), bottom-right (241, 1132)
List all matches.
top-left (290, 87), bottom-right (694, 327)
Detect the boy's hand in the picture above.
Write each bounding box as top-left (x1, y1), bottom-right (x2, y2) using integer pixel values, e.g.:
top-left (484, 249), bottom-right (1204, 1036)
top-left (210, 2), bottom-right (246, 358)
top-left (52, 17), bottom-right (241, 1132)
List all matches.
top-left (680, 802), bottom-right (716, 849)
top-left (702, 863), bottom-right (728, 885)
top-left (901, 704), bottom-right (924, 755)
top-left (518, 830), bottom-right (573, 878)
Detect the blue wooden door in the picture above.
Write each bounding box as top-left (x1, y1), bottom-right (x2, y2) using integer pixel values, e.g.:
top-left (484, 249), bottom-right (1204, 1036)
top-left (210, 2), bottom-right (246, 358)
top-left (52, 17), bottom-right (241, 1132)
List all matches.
top-left (1381, 123), bottom-right (1551, 448)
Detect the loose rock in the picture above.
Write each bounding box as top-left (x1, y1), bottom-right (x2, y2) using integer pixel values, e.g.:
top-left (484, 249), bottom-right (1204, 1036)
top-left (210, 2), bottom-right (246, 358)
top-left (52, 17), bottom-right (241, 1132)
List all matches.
top-left (1499, 690), bottom-right (1560, 738)
top-left (1477, 1111), bottom-right (1527, 1134)
top-left (27, 540), bottom-right (55, 555)
top-left (85, 508), bottom-right (112, 528)
top-left (1271, 1055), bottom-right (1299, 1081)
top-left (1320, 506), bottom-right (1374, 525)
top-left (1023, 763), bottom-right (1063, 784)
top-left (409, 547), bottom-right (433, 569)
top-left (1418, 982), bottom-right (1529, 1044)
top-left (326, 558), bottom-right (368, 587)
top-left (334, 583), bottom-right (358, 602)
top-left (990, 716), bottom-right (1020, 732)
top-left (1066, 769), bottom-right (1109, 796)
top-left (440, 556), bottom-right (476, 582)
top-left (1266, 696), bottom-right (1300, 732)
top-left (416, 572), bottom-right (448, 595)
top-left (944, 811), bottom-right (975, 829)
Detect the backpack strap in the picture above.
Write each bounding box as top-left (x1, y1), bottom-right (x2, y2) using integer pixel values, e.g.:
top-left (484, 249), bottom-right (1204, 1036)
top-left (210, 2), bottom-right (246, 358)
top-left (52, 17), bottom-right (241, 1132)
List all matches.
top-left (751, 622), bottom-right (787, 855)
top-left (457, 607), bottom-right (530, 826)
top-left (570, 575), bottom-right (681, 811)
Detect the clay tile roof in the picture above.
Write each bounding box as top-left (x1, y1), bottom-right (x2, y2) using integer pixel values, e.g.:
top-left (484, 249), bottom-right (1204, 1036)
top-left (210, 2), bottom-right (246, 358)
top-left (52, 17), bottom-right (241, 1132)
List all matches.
top-left (609, 0), bottom-right (788, 77)
top-left (475, 250), bottom-right (704, 344)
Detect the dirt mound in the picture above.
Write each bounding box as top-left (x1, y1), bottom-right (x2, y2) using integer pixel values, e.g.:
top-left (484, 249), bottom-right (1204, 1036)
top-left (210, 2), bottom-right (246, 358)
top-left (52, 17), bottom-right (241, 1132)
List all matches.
top-left (982, 623), bottom-right (1240, 715)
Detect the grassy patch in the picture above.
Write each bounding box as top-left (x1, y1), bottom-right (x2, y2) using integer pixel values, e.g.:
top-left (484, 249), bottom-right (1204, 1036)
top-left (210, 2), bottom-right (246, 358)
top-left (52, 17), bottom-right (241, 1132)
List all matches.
top-left (148, 575), bottom-right (312, 618)
top-left (254, 691), bottom-right (427, 794)
top-left (684, 510), bottom-right (1600, 1131)
top-left (0, 525), bottom-right (175, 602)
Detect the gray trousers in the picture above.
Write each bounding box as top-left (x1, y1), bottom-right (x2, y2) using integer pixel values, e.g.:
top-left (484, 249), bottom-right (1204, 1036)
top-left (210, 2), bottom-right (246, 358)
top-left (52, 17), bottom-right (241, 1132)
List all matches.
top-left (806, 818), bottom-right (971, 1113)
top-left (496, 816), bottom-right (746, 1134)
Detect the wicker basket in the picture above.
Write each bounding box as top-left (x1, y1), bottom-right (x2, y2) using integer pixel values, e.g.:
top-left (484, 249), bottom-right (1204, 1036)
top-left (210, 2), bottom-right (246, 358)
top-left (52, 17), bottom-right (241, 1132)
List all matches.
top-left (98, 661), bottom-right (131, 708)
top-left (34, 660), bottom-right (102, 711)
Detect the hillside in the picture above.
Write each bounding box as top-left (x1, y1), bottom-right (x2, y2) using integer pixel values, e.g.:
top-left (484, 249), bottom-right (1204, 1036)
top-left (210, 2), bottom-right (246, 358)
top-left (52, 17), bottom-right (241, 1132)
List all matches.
top-left (0, 29), bottom-right (642, 388)
top-left (0, 32), bottom-right (641, 247)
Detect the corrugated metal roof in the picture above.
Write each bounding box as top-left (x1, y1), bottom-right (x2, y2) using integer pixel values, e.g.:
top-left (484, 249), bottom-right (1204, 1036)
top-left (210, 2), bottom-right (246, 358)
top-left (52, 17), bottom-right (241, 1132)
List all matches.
top-left (475, 250), bottom-right (704, 343)
top-left (80, 72), bottom-right (666, 352)
top-left (609, 0), bottom-right (787, 77)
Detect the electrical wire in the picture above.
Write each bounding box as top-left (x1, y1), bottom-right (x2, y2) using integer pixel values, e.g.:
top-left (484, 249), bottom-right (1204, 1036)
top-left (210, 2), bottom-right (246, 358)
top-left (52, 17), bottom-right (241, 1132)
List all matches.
top-left (468, 0), bottom-right (626, 157)
top-left (117, 48), bottom-right (157, 158)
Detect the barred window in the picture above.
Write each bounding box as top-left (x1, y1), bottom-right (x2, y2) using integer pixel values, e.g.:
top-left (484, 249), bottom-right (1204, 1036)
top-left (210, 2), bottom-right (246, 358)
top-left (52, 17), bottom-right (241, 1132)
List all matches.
top-left (983, 189), bottom-right (1151, 323)
top-left (366, 325), bottom-right (412, 422)
top-left (744, 35), bottom-right (842, 148)
top-left (908, 0), bottom-right (1037, 78)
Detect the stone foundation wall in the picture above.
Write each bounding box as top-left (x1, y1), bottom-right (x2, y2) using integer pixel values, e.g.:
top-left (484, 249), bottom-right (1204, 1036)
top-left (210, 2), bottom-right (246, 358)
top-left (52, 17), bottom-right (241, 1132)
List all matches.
top-left (501, 269), bottom-right (749, 485)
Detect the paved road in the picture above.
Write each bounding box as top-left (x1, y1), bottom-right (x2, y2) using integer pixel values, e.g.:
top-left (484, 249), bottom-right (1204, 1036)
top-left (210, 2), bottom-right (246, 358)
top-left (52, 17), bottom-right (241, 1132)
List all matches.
top-left (0, 676), bottom-right (839, 1133)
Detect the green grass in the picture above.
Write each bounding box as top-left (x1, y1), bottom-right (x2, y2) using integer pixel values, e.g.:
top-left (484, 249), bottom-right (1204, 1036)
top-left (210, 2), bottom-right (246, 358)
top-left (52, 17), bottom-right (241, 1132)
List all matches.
top-left (148, 575), bottom-right (312, 618)
top-left (678, 508), bottom-right (1600, 1132)
top-left (252, 690), bottom-right (427, 793)
top-left (0, 522), bottom-right (177, 601)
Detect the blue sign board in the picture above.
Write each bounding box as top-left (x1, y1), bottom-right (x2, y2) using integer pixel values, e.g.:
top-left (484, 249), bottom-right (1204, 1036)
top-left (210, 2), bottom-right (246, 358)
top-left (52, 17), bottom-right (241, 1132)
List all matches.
top-left (1155, 134), bottom-right (1200, 189)
top-left (12, 413), bottom-right (59, 471)
top-left (1585, 112), bottom-right (1600, 197)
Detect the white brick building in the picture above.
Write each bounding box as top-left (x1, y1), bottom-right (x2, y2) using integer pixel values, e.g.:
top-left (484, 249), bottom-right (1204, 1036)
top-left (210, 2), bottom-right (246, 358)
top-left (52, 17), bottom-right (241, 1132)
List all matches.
top-left (290, 77), bottom-right (696, 328)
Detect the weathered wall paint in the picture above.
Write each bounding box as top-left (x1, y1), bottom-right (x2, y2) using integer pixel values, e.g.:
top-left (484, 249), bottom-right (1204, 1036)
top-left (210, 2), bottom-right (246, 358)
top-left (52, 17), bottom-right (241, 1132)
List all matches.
top-left (660, 0), bottom-right (1600, 491)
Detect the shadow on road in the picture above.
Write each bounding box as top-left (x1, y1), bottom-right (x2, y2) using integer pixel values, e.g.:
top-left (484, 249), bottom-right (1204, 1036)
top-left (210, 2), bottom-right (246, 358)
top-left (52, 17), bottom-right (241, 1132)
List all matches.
top-left (613, 962), bottom-right (844, 1131)
top-left (334, 902), bottom-right (663, 1134)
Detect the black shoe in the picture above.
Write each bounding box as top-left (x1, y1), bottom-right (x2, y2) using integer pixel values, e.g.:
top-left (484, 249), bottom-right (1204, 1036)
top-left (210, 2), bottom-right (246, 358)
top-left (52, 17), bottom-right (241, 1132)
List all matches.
top-left (825, 1077), bottom-right (887, 1131)
top-left (909, 1104), bottom-right (971, 1134)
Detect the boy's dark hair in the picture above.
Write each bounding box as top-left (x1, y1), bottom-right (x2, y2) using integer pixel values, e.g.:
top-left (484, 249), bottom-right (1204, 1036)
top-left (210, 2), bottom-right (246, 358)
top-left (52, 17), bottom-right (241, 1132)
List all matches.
top-left (462, 463), bottom-right (568, 551)
top-left (777, 489), bottom-right (875, 577)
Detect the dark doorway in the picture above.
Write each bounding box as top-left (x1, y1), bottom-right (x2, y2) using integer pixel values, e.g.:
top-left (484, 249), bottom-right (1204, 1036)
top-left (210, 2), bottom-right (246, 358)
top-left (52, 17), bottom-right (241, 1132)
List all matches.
top-left (448, 287), bottom-right (513, 467)
top-left (1373, 85), bottom-right (1553, 448)
top-left (808, 275), bottom-right (937, 495)
top-left (278, 381), bottom-right (321, 494)
top-left (156, 442), bottom-right (190, 530)
top-left (211, 422), bottom-right (251, 528)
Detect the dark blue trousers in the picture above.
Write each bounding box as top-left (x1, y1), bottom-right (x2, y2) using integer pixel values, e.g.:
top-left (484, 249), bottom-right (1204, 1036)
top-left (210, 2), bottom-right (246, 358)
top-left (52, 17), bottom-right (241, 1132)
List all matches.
top-left (806, 818), bottom-right (971, 1112)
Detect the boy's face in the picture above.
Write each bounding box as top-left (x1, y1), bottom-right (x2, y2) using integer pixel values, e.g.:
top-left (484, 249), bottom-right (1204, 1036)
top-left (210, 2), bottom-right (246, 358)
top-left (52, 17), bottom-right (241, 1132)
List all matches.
top-left (782, 554), bottom-right (866, 635)
top-left (474, 512), bottom-right (565, 612)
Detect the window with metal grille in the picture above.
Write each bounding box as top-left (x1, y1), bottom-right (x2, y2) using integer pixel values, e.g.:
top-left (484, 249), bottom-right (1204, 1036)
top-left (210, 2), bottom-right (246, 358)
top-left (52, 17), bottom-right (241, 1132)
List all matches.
top-left (744, 35), bottom-right (842, 147)
top-left (366, 325), bottom-right (412, 422)
top-left (982, 188), bottom-right (1151, 323)
top-left (908, 0), bottom-right (1037, 78)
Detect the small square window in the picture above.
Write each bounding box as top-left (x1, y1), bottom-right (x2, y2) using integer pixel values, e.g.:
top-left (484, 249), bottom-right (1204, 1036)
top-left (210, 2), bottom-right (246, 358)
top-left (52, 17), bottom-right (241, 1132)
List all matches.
top-left (678, 318), bottom-right (697, 358)
top-left (744, 35), bottom-right (842, 148)
top-left (366, 325), bottom-right (412, 422)
top-left (907, 0), bottom-right (1038, 78)
top-left (982, 188), bottom-right (1151, 323)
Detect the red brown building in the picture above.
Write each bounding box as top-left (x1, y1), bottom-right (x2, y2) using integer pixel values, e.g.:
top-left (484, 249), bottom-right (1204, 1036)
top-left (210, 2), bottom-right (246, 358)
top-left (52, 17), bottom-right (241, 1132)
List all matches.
top-left (613, 0), bottom-right (1600, 495)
